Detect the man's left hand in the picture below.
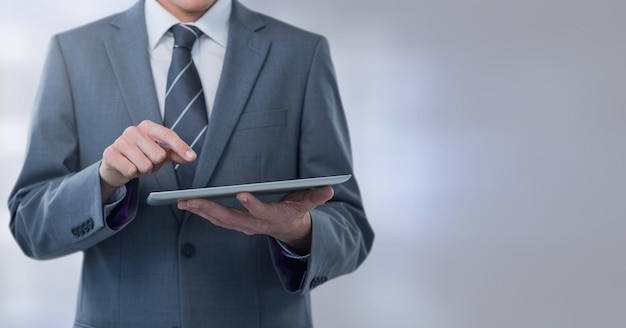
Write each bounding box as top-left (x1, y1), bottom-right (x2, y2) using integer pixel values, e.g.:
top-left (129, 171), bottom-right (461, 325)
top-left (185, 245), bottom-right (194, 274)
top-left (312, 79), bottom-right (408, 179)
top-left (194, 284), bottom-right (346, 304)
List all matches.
top-left (177, 186), bottom-right (334, 254)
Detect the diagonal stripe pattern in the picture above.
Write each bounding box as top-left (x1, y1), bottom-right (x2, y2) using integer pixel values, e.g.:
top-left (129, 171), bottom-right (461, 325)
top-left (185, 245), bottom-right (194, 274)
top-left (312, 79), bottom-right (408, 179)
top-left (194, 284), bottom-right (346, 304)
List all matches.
top-left (164, 24), bottom-right (208, 189)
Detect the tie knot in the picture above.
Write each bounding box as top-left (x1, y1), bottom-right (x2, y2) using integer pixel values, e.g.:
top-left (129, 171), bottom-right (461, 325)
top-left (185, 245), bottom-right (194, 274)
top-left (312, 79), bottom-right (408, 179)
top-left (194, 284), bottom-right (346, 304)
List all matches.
top-left (171, 24), bottom-right (202, 50)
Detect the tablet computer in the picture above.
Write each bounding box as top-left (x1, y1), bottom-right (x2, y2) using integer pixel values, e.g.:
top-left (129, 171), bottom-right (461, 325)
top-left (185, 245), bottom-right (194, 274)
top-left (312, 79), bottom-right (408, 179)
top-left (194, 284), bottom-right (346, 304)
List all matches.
top-left (146, 174), bottom-right (352, 206)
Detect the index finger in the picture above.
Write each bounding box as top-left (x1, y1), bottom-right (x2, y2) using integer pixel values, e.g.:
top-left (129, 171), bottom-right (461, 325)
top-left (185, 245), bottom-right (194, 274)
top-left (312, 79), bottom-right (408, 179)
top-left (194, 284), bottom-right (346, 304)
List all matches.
top-left (139, 120), bottom-right (196, 162)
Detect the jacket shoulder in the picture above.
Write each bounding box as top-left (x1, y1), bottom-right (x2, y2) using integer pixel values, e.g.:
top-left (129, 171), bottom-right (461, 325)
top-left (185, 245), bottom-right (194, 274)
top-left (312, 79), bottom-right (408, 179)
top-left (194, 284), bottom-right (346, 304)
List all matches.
top-left (234, 3), bottom-right (326, 45)
top-left (54, 2), bottom-right (142, 44)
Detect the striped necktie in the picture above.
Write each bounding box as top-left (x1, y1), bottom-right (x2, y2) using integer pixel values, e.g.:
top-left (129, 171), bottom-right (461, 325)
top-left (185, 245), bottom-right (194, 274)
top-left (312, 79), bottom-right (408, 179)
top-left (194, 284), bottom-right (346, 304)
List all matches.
top-left (163, 24), bottom-right (208, 189)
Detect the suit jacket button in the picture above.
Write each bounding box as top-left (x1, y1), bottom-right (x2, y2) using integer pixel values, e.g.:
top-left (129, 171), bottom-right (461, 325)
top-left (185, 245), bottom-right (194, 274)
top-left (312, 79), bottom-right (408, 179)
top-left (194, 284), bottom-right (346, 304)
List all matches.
top-left (181, 244), bottom-right (195, 258)
top-left (310, 276), bottom-right (327, 289)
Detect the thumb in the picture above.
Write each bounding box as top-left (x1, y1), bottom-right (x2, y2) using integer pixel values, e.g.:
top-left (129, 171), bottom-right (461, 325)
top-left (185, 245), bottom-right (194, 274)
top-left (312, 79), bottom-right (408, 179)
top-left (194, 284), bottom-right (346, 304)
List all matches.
top-left (309, 186), bottom-right (334, 206)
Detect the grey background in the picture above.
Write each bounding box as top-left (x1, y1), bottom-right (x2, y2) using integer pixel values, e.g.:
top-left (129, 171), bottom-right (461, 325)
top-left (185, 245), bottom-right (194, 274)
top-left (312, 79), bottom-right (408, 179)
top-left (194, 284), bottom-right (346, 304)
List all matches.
top-left (2, 0), bottom-right (626, 327)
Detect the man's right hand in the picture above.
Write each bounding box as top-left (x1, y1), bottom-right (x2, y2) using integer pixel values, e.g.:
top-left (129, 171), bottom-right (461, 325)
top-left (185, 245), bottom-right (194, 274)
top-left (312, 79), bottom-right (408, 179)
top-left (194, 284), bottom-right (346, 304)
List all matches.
top-left (98, 120), bottom-right (196, 200)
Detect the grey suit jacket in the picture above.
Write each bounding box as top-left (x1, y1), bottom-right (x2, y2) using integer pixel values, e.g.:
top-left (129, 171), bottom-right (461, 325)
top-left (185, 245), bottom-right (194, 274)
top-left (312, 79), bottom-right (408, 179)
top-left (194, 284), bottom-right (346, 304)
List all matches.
top-left (8, 1), bottom-right (374, 327)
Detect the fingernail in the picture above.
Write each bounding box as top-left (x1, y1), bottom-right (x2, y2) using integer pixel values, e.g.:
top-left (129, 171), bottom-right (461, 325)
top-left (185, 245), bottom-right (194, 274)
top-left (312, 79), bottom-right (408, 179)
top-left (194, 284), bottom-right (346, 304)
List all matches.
top-left (186, 150), bottom-right (196, 160)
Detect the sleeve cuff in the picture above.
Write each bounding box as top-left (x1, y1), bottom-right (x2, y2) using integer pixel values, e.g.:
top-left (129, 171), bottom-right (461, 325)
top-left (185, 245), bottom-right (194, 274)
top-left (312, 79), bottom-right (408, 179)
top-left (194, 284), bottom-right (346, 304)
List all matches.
top-left (274, 239), bottom-right (310, 261)
top-left (270, 238), bottom-right (309, 291)
top-left (103, 185), bottom-right (127, 217)
top-left (104, 179), bottom-right (138, 230)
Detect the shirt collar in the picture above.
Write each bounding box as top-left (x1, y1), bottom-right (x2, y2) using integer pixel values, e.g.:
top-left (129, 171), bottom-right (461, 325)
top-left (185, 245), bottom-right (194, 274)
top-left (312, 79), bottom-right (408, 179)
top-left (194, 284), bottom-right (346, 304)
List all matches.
top-left (145, 0), bottom-right (231, 49)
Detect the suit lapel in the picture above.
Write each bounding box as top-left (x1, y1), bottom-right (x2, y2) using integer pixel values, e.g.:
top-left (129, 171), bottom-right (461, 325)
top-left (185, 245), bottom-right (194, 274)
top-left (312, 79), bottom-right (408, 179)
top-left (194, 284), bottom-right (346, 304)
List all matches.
top-left (104, 1), bottom-right (179, 193)
top-left (193, 2), bottom-right (270, 188)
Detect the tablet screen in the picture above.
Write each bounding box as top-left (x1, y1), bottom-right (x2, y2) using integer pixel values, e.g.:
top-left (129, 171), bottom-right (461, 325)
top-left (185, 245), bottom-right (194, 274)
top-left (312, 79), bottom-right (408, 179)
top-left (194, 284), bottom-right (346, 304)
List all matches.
top-left (146, 174), bottom-right (351, 206)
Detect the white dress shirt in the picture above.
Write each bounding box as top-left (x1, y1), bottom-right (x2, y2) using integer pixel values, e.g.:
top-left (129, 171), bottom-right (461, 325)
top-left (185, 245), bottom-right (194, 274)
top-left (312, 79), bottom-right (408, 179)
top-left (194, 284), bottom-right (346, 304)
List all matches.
top-left (144, 0), bottom-right (231, 118)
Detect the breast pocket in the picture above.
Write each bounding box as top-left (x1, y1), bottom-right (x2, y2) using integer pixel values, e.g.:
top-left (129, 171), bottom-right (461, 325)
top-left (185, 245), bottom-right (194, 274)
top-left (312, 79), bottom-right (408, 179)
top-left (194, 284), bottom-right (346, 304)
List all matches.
top-left (236, 109), bottom-right (288, 130)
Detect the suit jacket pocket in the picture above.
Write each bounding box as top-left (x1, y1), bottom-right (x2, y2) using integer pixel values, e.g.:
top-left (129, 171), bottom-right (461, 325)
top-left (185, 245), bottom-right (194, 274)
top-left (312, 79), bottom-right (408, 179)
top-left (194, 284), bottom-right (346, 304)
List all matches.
top-left (236, 109), bottom-right (287, 130)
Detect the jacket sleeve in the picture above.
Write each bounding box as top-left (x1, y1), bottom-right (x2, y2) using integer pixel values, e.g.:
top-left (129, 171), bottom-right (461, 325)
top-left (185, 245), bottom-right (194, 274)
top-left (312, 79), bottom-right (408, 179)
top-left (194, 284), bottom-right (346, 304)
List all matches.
top-left (7, 36), bottom-right (138, 260)
top-left (269, 36), bottom-right (375, 294)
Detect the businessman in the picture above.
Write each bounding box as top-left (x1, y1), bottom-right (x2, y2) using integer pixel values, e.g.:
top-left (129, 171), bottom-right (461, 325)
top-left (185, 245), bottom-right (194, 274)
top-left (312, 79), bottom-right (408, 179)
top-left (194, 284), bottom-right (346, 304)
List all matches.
top-left (8, 0), bottom-right (374, 327)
